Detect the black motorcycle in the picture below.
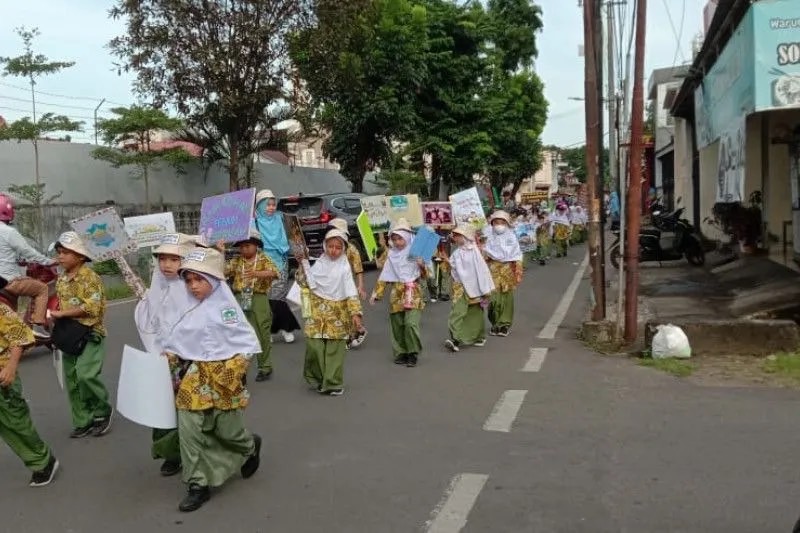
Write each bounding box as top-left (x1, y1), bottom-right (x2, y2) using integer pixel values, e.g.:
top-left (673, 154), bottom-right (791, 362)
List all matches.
top-left (609, 207), bottom-right (705, 269)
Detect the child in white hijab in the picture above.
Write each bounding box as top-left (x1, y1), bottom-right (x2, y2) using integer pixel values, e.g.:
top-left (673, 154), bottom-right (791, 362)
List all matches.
top-left (160, 247), bottom-right (262, 513)
top-left (134, 233), bottom-right (195, 477)
top-left (295, 229), bottom-right (363, 395)
top-left (370, 218), bottom-right (427, 367)
top-left (551, 203), bottom-right (573, 257)
top-left (484, 211), bottom-right (523, 337)
top-left (443, 225), bottom-right (495, 352)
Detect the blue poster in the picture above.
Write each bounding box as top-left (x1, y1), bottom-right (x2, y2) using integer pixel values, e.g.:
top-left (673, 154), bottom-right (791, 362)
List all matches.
top-left (753, 0), bottom-right (800, 110)
top-left (408, 225), bottom-right (441, 261)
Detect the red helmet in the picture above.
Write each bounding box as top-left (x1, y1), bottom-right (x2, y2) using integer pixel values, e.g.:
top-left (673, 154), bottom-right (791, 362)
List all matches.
top-left (0, 194), bottom-right (13, 223)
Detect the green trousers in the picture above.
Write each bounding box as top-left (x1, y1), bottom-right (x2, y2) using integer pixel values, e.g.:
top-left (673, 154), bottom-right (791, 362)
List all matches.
top-left (243, 293), bottom-right (273, 371)
top-left (489, 290), bottom-right (515, 328)
top-left (0, 376), bottom-right (51, 472)
top-left (304, 338), bottom-right (346, 392)
top-left (178, 408), bottom-right (255, 488)
top-left (554, 238), bottom-right (569, 257)
top-left (152, 428), bottom-right (181, 462)
top-left (448, 294), bottom-right (486, 345)
top-left (389, 310), bottom-right (422, 358)
top-left (62, 337), bottom-right (112, 429)
top-left (536, 241), bottom-right (551, 260)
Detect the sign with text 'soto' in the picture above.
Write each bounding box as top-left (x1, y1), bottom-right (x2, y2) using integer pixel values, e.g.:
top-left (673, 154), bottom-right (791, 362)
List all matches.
top-left (198, 188), bottom-right (256, 244)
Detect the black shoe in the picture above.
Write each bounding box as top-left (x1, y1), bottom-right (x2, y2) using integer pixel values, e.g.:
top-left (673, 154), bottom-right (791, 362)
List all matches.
top-left (92, 409), bottom-right (114, 437)
top-left (489, 327), bottom-right (499, 336)
top-left (440, 295), bottom-right (450, 302)
top-left (539, 259), bottom-right (546, 265)
top-left (255, 370), bottom-right (272, 382)
top-left (179, 484), bottom-right (210, 512)
top-left (406, 354), bottom-right (418, 367)
top-left (70, 424), bottom-right (93, 439)
top-left (327, 388), bottom-right (344, 396)
top-left (160, 459), bottom-right (182, 477)
top-left (29, 455), bottom-right (59, 487)
top-left (241, 434), bottom-right (262, 479)
top-left (498, 326), bottom-right (510, 337)
top-left (444, 339), bottom-right (460, 353)
top-left (394, 354), bottom-right (408, 365)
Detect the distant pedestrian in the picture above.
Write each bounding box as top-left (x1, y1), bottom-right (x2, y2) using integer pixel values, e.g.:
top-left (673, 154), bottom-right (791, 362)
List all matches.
top-left (484, 211), bottom-right (523, 337)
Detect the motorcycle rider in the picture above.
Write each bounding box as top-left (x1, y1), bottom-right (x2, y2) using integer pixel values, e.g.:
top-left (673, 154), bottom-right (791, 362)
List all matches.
top-left (0, 194), bottom-right (56, 338)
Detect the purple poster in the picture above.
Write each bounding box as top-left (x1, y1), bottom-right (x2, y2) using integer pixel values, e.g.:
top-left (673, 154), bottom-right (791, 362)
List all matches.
top-left (198, 188), bottom-right (256, 244)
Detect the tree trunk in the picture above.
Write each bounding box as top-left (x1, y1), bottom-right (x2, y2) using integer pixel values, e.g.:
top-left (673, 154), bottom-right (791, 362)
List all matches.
top-left (351, 169), bottom-right (365, 193)
top-left (428, 153), bottom-right (441, 201)
top-left (229, 132), bottom-right (240, 191)
top-left (144, 166), bottom-right (151, 214)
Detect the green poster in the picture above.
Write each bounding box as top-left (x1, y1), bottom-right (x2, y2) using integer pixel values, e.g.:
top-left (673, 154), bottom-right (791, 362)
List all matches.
top-left (356, 211), bottom-right (377, 261)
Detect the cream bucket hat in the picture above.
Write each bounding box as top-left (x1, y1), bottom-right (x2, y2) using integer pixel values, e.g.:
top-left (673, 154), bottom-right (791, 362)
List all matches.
top-left (179, 247), bottom-right (226, 280)
top-left (56, 231), bottom-right (93, 261)
top-left (153, 233), bottom-right (195, 257)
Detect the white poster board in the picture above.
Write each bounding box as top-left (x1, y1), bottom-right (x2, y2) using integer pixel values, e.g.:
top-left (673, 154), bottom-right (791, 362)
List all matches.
top-left (117, 345), bottom-right (177, 429)
top-left (124, 212), bottom-right (176, 249)
top-left (70, 207), bottom-right (137, 261)
top-left (450, 187), bottom-right (488, 230)
top-left (360, 195), bottom-right (390, 232)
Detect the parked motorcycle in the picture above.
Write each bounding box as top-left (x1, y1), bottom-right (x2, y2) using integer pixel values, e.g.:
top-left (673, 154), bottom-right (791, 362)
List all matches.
top-left (609, 207), bottom-right (705, 269)
top-left (0, 262), bottom-right (60, 352)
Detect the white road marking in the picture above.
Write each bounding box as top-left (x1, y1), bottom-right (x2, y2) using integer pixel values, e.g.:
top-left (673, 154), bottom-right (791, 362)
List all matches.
top-left (108, 297), bottom-right (138, 307)
top-left (522, 347), bottom-right (548, 372)
top-left (538, 252), bottom-right (589, 339)
top-left (425, 473), bottom-right (489, 533)
top-left (482, 390), bottom-right (528, 433)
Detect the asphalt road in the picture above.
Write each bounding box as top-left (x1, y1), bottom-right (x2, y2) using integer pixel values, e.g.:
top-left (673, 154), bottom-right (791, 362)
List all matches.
top-left (2, 245), bottom-right (800, 532)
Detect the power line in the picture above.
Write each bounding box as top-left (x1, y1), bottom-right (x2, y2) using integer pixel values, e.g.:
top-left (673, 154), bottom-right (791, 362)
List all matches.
top-left (661, 0), bottom-right (686, 65)
top-left (0, 94), bottom-right (103, 112)
top-left (0, 81), bottom-right (127, 106)
top-left (0, 105), bottom-right (110, 123)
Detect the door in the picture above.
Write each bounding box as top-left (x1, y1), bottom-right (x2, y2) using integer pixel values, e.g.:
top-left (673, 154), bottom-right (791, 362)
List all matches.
top-left (791, 142), bottom-right (800, 260)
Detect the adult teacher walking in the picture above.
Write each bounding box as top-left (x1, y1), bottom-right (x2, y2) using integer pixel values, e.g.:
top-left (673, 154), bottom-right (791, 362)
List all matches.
top-left (254, 189), bottom-right (301, 343)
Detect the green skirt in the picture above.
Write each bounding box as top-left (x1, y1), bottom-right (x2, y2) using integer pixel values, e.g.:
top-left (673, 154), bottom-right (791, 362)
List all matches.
top-left (448, 294), bottom-right (486, 345)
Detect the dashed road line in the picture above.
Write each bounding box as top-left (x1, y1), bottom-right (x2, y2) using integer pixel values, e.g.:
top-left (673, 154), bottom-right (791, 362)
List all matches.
top-left (482, 390), bottom-right (528, 433)
top-left (522, 347), bottom-right (548, 372)
top-left (425, 473), bottom-right (489, 533)
top-left (538, 252), bottom-right (589, 339)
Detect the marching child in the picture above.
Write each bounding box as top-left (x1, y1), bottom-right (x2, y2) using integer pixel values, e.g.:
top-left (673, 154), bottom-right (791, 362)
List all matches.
top-left (0, 282), bottom-right (59, 487)
top-left (134, 233), bottom-right (195, 477)
top-left (162, 247), bottom-right (262, 512)
top-left (484, 211), bottom-right (523, 337)
top-left (443, 225), bottom-right (495, 352)
top-left (223, 228), bottom-right (279, 382)
top-left (327, 218), bottom-right (368, 348)
top-left (52, 231), bottom-right (113, 438)
top-left (370, 219), bottom-right (426, 367)
top-left (295, 229), bottom-right (363, 394)
top-left (535, 212), bottom-right (552, 265)
top-left (551, 202), bottom-right (573, 257)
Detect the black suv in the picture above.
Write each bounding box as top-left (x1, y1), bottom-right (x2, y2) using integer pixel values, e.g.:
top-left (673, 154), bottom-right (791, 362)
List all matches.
top-left (277, 192), bottom-right (369, 263)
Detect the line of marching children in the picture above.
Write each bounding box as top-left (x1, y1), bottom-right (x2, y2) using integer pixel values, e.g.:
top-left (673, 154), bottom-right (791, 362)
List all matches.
top-left (513, 201), bottom-right (588, 266)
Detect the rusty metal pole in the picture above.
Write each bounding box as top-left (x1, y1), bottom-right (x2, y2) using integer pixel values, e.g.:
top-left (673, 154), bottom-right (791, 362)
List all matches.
top-left (624, 0), bottom-right (647, 342)
top-left (583, 0), bottom-right (604, 321)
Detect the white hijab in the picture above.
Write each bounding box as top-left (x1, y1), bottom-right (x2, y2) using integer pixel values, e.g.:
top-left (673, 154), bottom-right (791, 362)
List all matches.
top-left (450, 238), bottom-right (495, 299)
top-left (161, 274), bottom-right (260, 362)
top-left (484, 225), bottom-right (523, 262)
top-left (304, 233), bottom-right (359, 301)
top-left (134, 268), bottom-right (194, 354)
top-left (378, 229), bottom-right (421, 283)
top-left (550, 209), bottom-right (571, 226)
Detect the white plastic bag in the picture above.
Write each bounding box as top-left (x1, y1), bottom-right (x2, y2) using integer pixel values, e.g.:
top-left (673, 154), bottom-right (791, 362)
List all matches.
top-left (651, 324), bottom-right (692, 359)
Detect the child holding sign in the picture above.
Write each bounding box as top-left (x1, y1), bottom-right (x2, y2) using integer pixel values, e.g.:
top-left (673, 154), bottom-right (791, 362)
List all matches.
top-left (222, 228), bottom-right (279, 382)
top-left (327, 218), bottom-right (368, 349)
top-left (134, 232), bottom-right (195, 477)
top-left (52, 232), bottom-right (114, 439)
top-left (370, 219), bottom-right (427, 367)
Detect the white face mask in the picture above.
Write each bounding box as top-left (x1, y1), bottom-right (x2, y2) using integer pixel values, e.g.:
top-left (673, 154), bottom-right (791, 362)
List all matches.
top-left (493, 225), bottom-right (509, 235)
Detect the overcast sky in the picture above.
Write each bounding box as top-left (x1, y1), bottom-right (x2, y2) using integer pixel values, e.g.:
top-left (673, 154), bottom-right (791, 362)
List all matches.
top-left (0, 0), bottom-right (706, 146)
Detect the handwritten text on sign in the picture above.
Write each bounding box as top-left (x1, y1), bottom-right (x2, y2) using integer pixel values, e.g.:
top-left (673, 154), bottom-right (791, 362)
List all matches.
top-left (198, 188), bottom-right (256, 244)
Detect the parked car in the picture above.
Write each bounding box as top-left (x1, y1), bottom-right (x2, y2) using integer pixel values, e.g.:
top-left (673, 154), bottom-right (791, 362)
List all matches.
top-left (277, 192), bottom-right (370, 264)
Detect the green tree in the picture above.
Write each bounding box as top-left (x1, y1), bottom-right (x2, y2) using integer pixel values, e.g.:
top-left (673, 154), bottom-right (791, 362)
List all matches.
top-left (0, 27), bottom-right (82, 245)
top-left (290, 0), bottom-right (428, 192)
top-left (92, 106), bottom-right (194, 213)
top-left (109, 0), bottom-right (311, 191)
top-left (560, 145), bottom-right (610, 184)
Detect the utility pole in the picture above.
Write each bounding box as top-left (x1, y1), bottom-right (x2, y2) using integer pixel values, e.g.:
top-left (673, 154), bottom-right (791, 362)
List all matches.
top-left (583, 0), bottom-right (605, 321)
top-left (606, 3), bottom-right (618, 199)
top-left (94, 98), bottom-right (106, 145)
top-left (624, 0), bottom-right (647, 342)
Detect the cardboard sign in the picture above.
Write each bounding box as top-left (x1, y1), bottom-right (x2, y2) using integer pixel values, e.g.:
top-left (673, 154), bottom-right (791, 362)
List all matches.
top-left (198, 188), bottom-right (256, 244)
top-left (124, 212), bottom-right (176, 249)
top-left (408, 225), bottom-right (441, 261)
top-left (356, 211), bottom-right (377, 261)
top-left (282, 214), bottom-right (308, 258)
top-left (450, 187), bottom-right (487, 230)
top-left (360, 195), bottom-right (391, 232)
top-left (514, 223), bottom-right (537, 253)
top-left (70, 207), bottom-right (137, 261)
top-left (421, 201), bottom-right (454, 229)
top-left (520, 192), bottom-right (550, 205)
top-left (387, 194), bottom-right (423, 228)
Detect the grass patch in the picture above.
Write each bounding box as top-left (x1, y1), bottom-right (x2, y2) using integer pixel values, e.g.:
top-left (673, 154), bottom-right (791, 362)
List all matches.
top-left (763, 352), bottom-right (800, 383)
top-left (638, 357), bottom-right (695, 377)
top-left (105, 284), bottom-right (133, 301)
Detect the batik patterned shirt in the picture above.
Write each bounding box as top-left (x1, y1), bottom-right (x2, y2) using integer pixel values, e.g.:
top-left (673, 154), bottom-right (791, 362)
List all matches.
top-left (487, 260), bottom-right (523, 293)
top-left (373, 280), bottom-right (425, 314)
top-left (225, 252), bottom-right (279, 294)
top-left (295, 266), bottom-right (362, 340)
top-left (346, 244), bottom-right (364, 275)
top-left (168, 354), bottom-right (251, 411)
top-left (0, 305), bottom-right (34, 369)
top-left (56, 265), bottom-right (106, 336)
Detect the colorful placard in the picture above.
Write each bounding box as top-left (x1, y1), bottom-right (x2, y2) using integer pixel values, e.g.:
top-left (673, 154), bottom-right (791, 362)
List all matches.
top-left (356, 211), bottom-right (377, 261)
top-left (450, 187), bottom-right (488, 230)
top-left (408, 225), bottom-right (441, 261)
top-left (70, 207), bottom-right (137, 261)
top-left (123, 212), bottom-right (176, 249)
top-left (514, 223), bottom-right (537, 253)
top-left (282, 214), bottom-right (308, 258)
top-left (360, 195), bottom-right (391, 232)
top-left (387, 194), bottom-right (423, 228)
top-left (198, 188), bottom-right (256, 244)
top-left (421, 201), bottom-right (454, 229)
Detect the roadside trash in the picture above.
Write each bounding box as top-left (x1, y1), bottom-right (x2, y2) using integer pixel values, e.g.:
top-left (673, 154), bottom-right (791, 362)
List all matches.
top-left (651, 324), bottom-right (692, 359)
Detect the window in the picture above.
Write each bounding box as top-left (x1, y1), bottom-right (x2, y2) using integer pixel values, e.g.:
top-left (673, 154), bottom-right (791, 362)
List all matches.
top-left (344, 197), bottom-right (363, 215)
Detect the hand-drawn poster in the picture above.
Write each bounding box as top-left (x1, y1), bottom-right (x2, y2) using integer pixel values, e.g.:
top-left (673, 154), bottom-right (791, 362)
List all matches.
top-left (450, 187), bottom-right (488, 230)
top-left (124, 212), bottom-right (176, 249)
top-left (360, 195), bottom-right (390, 232)
top-left (387, 194), bottom-right (423, 228)
top-left (70, 207), bottom-right (137, 261)
top-left (421, 201), bottom-right (454, 229)
top-left (198, 188), bottom-right (256, 244)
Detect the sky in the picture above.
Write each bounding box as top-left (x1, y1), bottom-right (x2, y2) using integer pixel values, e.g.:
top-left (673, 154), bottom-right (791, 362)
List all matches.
top-left (0, 0), bottom-right (707, 147)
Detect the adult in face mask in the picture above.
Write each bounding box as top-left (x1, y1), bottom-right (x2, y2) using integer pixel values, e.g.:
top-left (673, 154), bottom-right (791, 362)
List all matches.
top-left (483, 211), bottom-right (523, 337)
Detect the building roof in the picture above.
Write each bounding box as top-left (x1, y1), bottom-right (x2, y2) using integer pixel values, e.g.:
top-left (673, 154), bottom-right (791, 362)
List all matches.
top-left (670, 0), bottom-right (751, 118)
top-left (647, 65), bottom-right (691, 101)
top-left (260, 149), bottom-right (291, 165)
